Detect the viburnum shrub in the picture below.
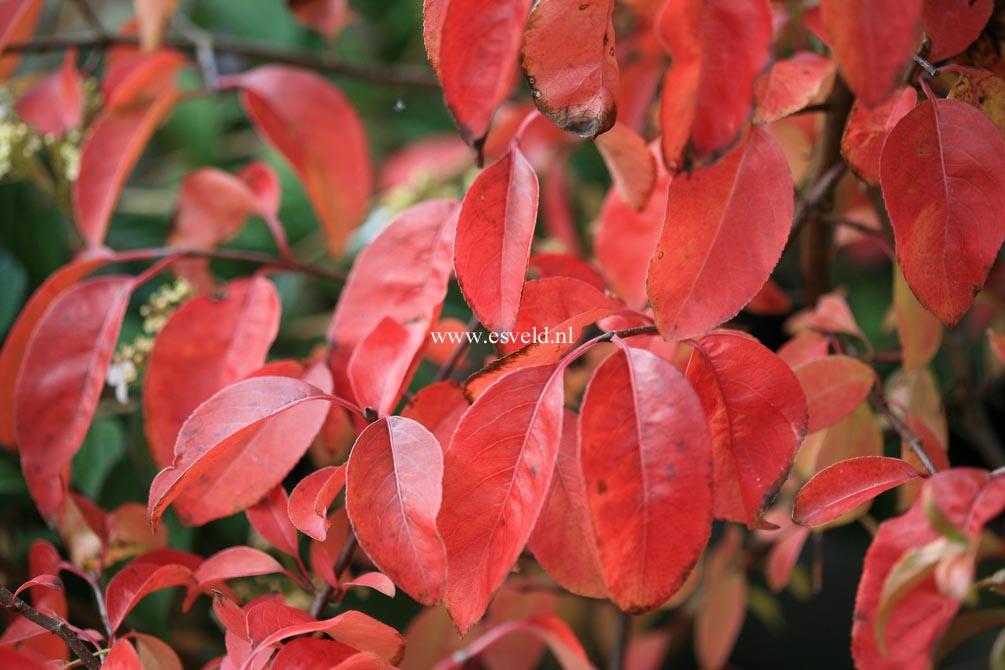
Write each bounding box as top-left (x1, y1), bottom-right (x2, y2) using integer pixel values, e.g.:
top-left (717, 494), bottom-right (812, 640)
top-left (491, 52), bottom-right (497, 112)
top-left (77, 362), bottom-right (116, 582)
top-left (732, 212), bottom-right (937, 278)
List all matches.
top-left (3, 0), bottom-right (1005, 668)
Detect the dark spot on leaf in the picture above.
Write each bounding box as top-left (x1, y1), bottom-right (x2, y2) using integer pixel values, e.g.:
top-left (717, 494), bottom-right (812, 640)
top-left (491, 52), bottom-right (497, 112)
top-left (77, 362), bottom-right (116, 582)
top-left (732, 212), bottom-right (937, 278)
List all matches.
top-left (530, 465), bottom-right (538, 477)
top-left (666, 464), bottom-right (676, 478)
top-left (597, 480), bottom-right (608, 494)
top-left (579, 2), bottom-right (589, 8)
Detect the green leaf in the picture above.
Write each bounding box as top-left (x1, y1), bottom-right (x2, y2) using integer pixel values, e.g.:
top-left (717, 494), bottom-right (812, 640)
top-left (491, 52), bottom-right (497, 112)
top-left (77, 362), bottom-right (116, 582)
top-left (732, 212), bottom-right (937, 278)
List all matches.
top-left (0, 248), bottom-right (28, 336)
top-left (72, 417), bottom-right (125, 499)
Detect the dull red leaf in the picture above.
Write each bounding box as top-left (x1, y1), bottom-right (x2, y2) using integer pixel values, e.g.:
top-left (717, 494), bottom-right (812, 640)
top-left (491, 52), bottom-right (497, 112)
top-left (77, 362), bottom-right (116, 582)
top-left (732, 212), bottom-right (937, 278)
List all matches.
top-left (685, 330), bottom-right (808, 528)
top-left (658, 0), bottom-right (773, 169)
top-left (794, 456), bottom-right (924, 527)
top-left (528, 409), bottom-right (607, 599)
top-left (841, 85), bottom-right (916, 185)
top-left (647, 127), bottom-right (793, 340)
top-left (820, 0), bottom-right (922, 106)
top-left (581, 345), bottom-right (712, 613)
top-left (753, 51), bottom-right (835, 124)
top-left (529, 253), bottom-right (606, 291)
top-left (105, 561), bottom-right (194, 632)
top-left (880, 97), bottom-right (1005, 326)
top-left (433, 615), bottom-right (592, 670)
top-left (15, 276), bottom-right (134, 519)
top-left (272, 638), bottom-right (358, 670)
top-left (347, 316), bottom-right (426, 416)
top-left (194, 547), bottom-right (289, 591)
top-left (226, 65), bottom-right (371, 257)
top-left (521, 0), bottom-right (618, 138)
top-left (694, 530), bottom-right (747, 669)
top-left (893, 266), bottom-right (942, 370)
top-left (131, 633), bottom-right (182, 670)
top-left (144, 275), bottom-right (280, 468)
top-left (434, 0), bottom-right (532, 152)
top-left (400, 381), bottom-right (468, 450)
top-left (247, 486), bottom-right (300, 558)
top-left (439, 365), bottom-right (564, 634)
top-left (15, 49), bottom-right (83, 135)
top-left (0, 0), bottom-right (45, 80)
top-left (922, 0), bottom-right (993, 62)
top-left (852, 469), bottom-right (1005, 670)
top-left (594, 122), bottom-right (657, 211)
top-left (288, 0), bottom-right (349, 38)
top-left (346, 417), bottom-right (446, 605)
top-left (148, 375), bottom-right (334, 528)
top-left (288, 465), bottom-right (346, 541)
top-left (134, 0), bottom-right (178, 51)
top-left (793, 355), bottom-right (876, 434)
top-left (104, 639), bottom-right (142, 670)
top-left (454, 146), bottom-right (538, 333)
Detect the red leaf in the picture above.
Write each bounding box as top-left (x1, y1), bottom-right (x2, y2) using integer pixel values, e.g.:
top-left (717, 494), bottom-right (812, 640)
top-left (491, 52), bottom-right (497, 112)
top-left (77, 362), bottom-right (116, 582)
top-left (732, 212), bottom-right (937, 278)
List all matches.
top-left (528, 410), bottom-right (606, 598)
top-left (529, 253), bottom-right (606, 291)
top-left (793, 355), bottom-right (876, 434)
top-left (658, 0), bottom-right (773, 169)
top-left (247, 605), bottom-right (405, 665)
top-left (247, 486), bottom-right (300, 558)
top-left (379, 133), bottom-right (473, 194)
top-left (330, 653), bottom-right (399, 670)
top-left (288, 465), bottom-right (346, 541)
top-left (15, 276), bottom-right (133, 518)
top-left (74, 53), bottom-right (183, 248)
top-left (594, 122), bottom-right (657, 211)
top-left (148, 375), bottom-right (334, 528)
top-left (0, 647), bottom-right (47, 670)
top-left (342, 572), bottom-right (397, 598)
top-left (647, 127), bottom-right (793, 340)
top-left (131, 632), bottom-right (183, 670)
top-left (0, 258), bottom-right (109, 448)
top-left (852, 469), bottom-right (1005, 670)
top-left (105, 561), bottom-right (194, 632)
top-left (144, 276), bottom-right (280, 468)
top-left (400, 381), bottom-right (468, 450)
top-left (922, 0), bottom-right (993, 62)
top-left (327, 199), bottom-right (458, 391)
top-left (595, 144), bottom-right (669, 309)
top-left (347, 316), bottom-right (426, 416)
top-left (194, 547), bottom-right (288, 590)
top-left (841, 85), bottom-right (916, 186)
top-left (580, 345), bottom-right (712, 613)
top-left (820, 0), bottom-right (923, 106)
top-left (880, 97), bottom-right (1005, 326)
top-left (753, 51), bottom-right (835, 124)
top-left (103, 639), bottom-right (142, 670)
top-left (794, 456), bottom-right (924, 527)
top-left (15, 49), bottom-right (83, 135)
top-left (0, 0), bottom-right (45, 80)
top-left (694, 530), bottom-right (747, 669)
top-left (439, 365), bottom-right (564, 634)
top-left (272, 638), bottom-right (358, 670)
top-left (347, 417), bottom-right (446, 605)
top-left (454, 146), bottom-right (538, 333)
top-left (435, 0), bottom-right (532, 152)
top-left (433, 615), bottom-right (592, 670)
top-left (227, 65), bottom-right (372, 257)
top-left (288, 0), bottom-right (349, 38)
top-left (893, 266), bottom-right (942, 370)
top-left (521, 0), bottom-right (618, 138)
top-left (12, 575), bottom-right (62, 600)
top-left (685, 330), bottom-right (808, 528)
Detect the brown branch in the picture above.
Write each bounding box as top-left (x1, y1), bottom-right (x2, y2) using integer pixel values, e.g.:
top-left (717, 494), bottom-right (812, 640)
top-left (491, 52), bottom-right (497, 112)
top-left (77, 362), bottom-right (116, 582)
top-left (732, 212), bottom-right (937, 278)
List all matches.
top-left (111, 246), bottom-right (347, 283)
top-left (5, 33), bottom-right (440, 89)
top-left (869, 390), bottom-right (938, 475)
top-left (308, 533), bottom-right (359, 619)
top-left (0, 586), bottom-right (102, 670)
top-left (797, 76), bottom-right (854, 305)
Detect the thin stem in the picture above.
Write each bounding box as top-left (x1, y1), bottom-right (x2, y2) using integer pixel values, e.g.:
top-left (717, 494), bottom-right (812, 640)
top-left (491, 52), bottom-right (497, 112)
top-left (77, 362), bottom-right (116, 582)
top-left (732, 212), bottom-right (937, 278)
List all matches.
top-left (1, 586), bottom-right (102, 670)
top-left (608, 608), bottom-right (630, 670)
top-left (308, 533), bottom-right (359, 619)
top-left (6, 34), bottom-right (440, 89)
top-left (108, 245), bottom-right (346, 283)
top-left (869, 390), bottom-right (938, 475)
top-left (84, 573), bottom-right (113, 642)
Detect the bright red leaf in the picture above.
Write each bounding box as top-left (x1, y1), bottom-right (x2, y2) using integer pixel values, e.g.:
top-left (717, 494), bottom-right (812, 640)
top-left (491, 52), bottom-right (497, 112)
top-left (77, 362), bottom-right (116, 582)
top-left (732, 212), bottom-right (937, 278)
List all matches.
top-left (528, 410), bottom-right (606, 599)
top-left (346, 417), bottom-right (446, 605)
top-left (272, 638), bottom-right (358, 670)
top-left (753, 51), bottom-right (835, 124)
top-left (247, 486), bottom-right (300, 558)
top-left (194, 547), bottom-right (289, 591)
top-left (434, 0), bottom-right (532, 153)
top-left (454, 146), bottom-right (538, 333)
top-left (400, 381), bottom-right (468, 450)
top-left (594, 122), bottom-right (656, 211)
top-left (439, 365), bottom-right (564, 634)
top-left (144, 275), bottom-right (280, 468)
top-left (148, 375), bottom-right (335, 528)
top-left (105, 561), bottom-right (194, 632)
top-left (647, 127), bottom-right (793, 340)
top-left (521, 0), bottom-right (618, 138)
top-left (226, 65), bottom-right (372, 257)
top-left (880, 96), bottom-right (1005, 326)
top-left (820, 0), bottom-right (923, 106)
top-left (685, 330), bottom-right (808, 528)
top-left (104, 639), bottom-right (142, 670)
top-left (347, 316), bottom-right (426, 416)
top-left (794, 456), bottom-right (925, 528)
top-left (15, 276), bottom-right (134, 519)
top-left (581, 345), bottom-right (712, 613)
top-left (288, 465), bottom-right (346, 541)
top-left (658, 0), bottom-right (773, 169)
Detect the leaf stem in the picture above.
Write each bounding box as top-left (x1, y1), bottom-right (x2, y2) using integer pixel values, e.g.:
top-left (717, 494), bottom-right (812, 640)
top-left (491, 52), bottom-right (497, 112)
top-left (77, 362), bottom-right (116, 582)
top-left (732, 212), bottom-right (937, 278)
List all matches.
top-left (869, 390), bottom-right (938, 475)
top-left (0, 586), bottom-right (103, 670)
